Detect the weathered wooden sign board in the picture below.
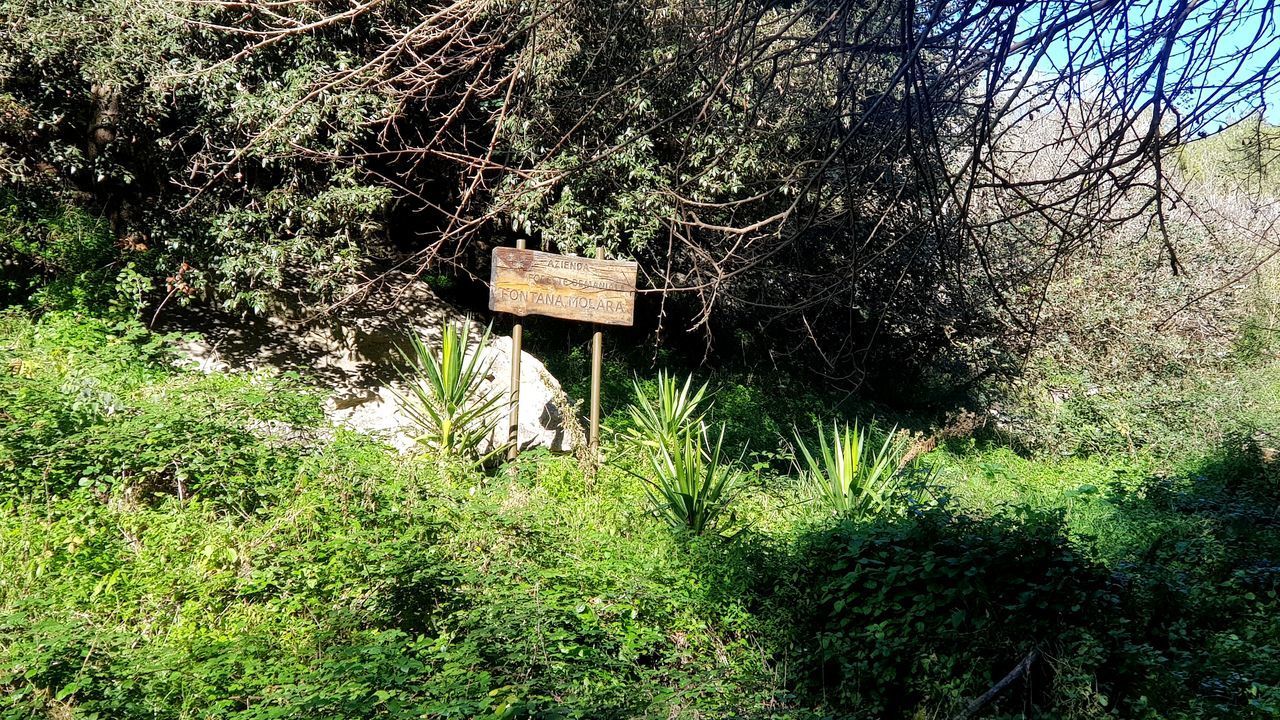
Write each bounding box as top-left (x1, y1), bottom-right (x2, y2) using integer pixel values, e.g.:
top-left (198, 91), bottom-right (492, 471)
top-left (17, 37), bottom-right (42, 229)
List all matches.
top-left (489, 244), bottom-right (638, 459)
top-left (489, 247), bottom-right (638, 327)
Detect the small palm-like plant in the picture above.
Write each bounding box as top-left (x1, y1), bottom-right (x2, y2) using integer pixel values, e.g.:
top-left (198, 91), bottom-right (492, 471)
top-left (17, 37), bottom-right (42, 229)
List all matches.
top-left (646, 423), bottom-right (742, 535)
top-left (626, 370), bottom-right (710, 454)
top-left (793, 421), bottom-right (909, 520)
top-left (395, 320), bottom-right (504, 462)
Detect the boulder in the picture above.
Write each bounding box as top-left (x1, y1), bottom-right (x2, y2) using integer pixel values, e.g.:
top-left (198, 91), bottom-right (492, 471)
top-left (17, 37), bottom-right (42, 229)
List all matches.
top-left (323, 385), bottom-right (417, 453)
top-left (166, 271), bottom-right (582, 454)
top-left (322, 334), bottom-right (581, 455)
top-left (478, 335), bottom-right (579, 454)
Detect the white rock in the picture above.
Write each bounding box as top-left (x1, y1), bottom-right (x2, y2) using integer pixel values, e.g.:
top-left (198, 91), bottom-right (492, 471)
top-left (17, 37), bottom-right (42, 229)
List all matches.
top-left (322, 336), bottom-right (581, 456)
top-left (324, 385), bottom-right (419, 453)
top-left (478, 335), bottom-right (580, 455)
top-left (171, 338), bottom-right (230, 373)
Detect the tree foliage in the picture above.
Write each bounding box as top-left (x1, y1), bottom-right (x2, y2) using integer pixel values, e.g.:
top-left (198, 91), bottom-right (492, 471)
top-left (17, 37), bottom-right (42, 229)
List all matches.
top-left (4, 0), bottom-right (1280, 387)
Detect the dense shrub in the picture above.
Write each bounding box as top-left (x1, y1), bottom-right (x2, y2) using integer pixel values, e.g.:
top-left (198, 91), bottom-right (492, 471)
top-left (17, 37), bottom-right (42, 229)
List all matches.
top-left (926, 441), bottom-right (1280, 719)
top-left (784, 508), bottom-right (1123, 717)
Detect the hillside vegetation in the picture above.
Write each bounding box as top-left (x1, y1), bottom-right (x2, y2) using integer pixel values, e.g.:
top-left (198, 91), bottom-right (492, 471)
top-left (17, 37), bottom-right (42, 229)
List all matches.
top-left (2, 114), bottom-right (1279, 720)
top-left (2, 297), bottom-right (1279, 718)
top-left (1179, 117), bottom-right (1280, 197)
top-left (6, 1), bottom-right (1280, 717)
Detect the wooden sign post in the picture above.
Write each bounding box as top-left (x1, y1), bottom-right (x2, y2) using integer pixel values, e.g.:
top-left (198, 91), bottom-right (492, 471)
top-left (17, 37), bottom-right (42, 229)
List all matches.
top-left (505, 238), bottom-right (526, 461)
top-left (490, 244), bottom-right (638, 457)
top-left (589, 246), bottom-right (605, 451)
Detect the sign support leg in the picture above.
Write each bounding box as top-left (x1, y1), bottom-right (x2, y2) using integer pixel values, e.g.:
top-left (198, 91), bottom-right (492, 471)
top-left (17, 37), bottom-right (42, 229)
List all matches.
top-left (589, 245), bottom-right (604, 457)
top-left (506, 236), bottom-right (526, 461)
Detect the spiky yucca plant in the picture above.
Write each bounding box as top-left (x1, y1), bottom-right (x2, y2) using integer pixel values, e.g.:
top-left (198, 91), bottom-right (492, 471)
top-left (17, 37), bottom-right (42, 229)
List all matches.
top-left (793, 421), bottom-right (909, 520)
top-left (395, 321), bottom-right (505, 462)
top-left (626, 370), bottom-right (710, 454)
top-left (645, 423), bottom-right (742, 535)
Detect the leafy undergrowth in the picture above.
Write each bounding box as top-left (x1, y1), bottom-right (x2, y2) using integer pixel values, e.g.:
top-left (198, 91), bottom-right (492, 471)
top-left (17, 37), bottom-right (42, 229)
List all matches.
top-left (1, 310), bottom-right (1279, 719)
top-left (931, 441), bottom-right (1280, 718)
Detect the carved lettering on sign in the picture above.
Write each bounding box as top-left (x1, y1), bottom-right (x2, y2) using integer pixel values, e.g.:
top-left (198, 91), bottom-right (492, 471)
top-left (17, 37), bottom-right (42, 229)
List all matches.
top-left (489, 247), bottom-right (638, 326)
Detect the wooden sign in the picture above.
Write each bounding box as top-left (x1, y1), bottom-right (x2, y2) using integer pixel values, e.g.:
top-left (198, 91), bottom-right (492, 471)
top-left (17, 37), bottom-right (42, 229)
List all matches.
top-left (489, 247), bottom-right (638, 326)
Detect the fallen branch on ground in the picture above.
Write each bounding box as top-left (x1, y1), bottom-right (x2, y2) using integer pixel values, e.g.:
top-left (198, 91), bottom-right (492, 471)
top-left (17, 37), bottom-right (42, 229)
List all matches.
top-left (953, 648), bottom-right (1039, 720)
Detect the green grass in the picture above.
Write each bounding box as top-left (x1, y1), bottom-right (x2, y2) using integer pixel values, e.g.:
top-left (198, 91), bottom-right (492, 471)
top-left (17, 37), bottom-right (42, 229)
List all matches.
top-left (1179, 117), bottom-right (1280, 197)
top-left (2, 307), bottom-right (1280, 718)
